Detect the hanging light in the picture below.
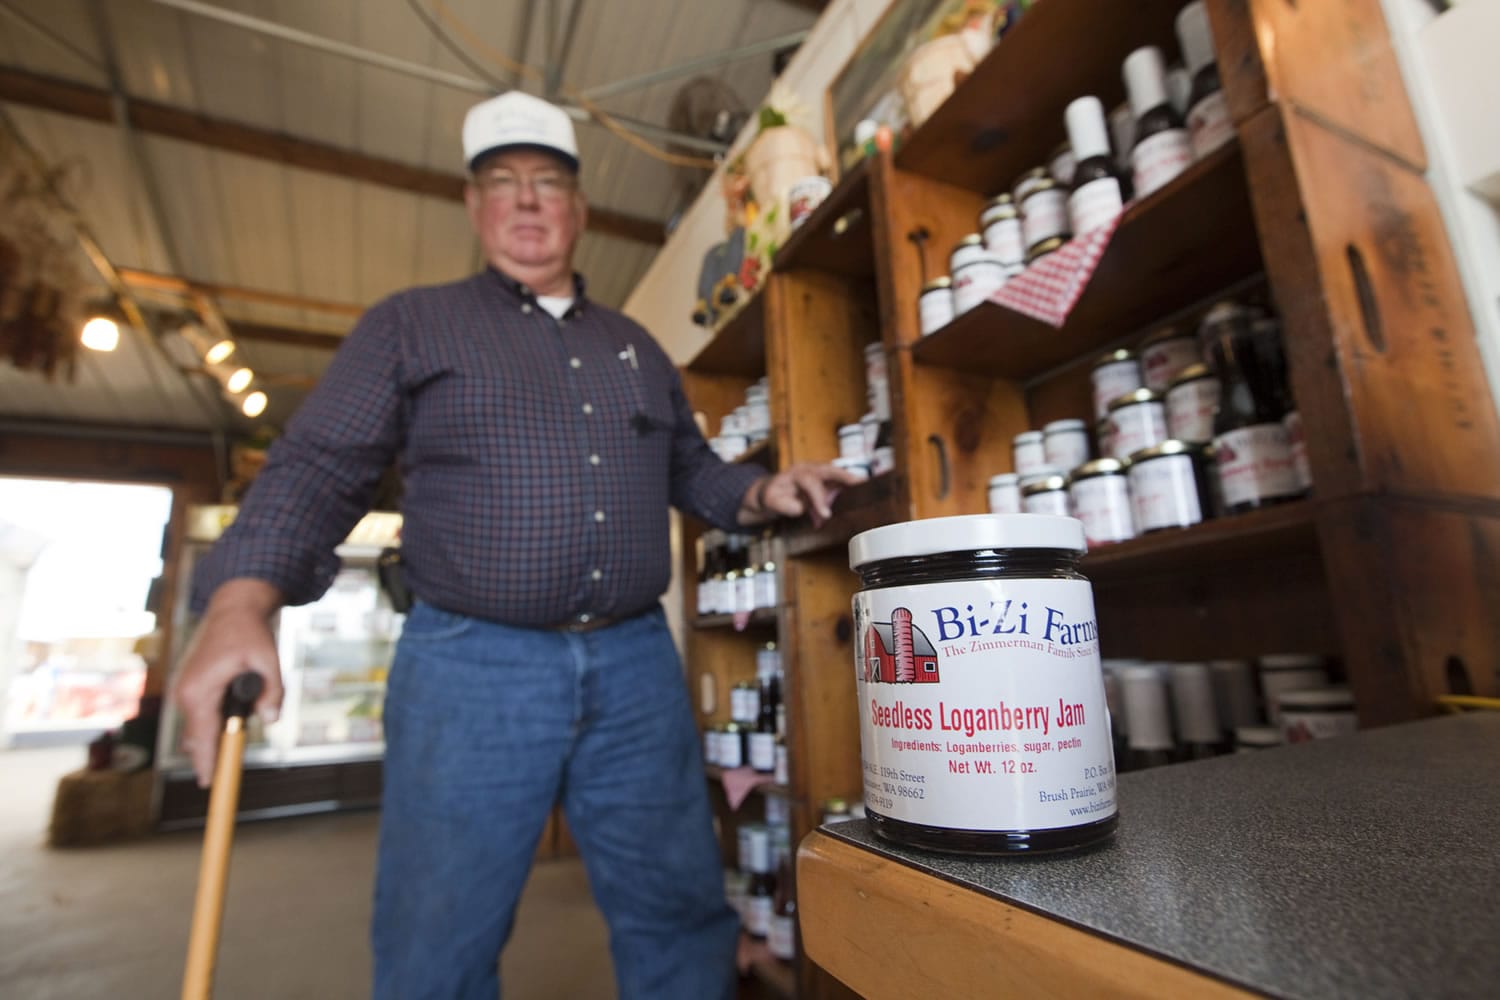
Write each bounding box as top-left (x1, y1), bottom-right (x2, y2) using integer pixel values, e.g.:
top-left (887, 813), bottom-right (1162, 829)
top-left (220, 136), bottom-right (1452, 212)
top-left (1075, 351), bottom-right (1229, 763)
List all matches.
top-left (226, 367), bottom-right (254, 393)
top-left (241, 390), bottom-right (268, 418)
top-left (204, 339), bottom-right (236, 364)
top-left (80, 316), bottom-right (120, 352)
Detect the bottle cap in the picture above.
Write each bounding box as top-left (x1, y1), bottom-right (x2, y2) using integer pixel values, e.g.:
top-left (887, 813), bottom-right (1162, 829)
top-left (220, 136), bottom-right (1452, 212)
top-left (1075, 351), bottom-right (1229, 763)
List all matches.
top-left (1064, 96), bottom-right (1112, 161)
top-left (1176, 1), bottom-right (1217, 76)
top-left (1123, 46), bottom-right (1171, 118)
top-left (1120, 665), bottom-right (1173, 750)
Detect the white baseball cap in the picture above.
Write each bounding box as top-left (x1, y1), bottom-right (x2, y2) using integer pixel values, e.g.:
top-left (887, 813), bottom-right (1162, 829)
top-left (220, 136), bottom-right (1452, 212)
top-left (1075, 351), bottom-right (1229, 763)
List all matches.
top-left (463, 91), bottom-right (580, 173)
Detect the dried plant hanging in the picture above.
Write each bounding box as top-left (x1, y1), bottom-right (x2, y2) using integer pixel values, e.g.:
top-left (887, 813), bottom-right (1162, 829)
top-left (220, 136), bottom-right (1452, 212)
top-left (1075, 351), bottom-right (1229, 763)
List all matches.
top-left (0, 130), bottom-right (93, 380)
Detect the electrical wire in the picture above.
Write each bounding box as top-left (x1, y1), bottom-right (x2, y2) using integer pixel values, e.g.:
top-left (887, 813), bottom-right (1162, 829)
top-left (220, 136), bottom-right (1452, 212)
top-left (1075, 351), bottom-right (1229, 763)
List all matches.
top-left (420, 0), bottom-right (720, 171)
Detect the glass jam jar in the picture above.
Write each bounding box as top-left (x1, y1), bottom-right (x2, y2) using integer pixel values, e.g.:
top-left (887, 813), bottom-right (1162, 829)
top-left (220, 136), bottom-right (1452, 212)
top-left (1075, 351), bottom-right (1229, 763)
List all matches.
top-left (1091, 348), bottom-right (1143, 421)
top-left (848, 514), bottom-right (1119, 854)
top-left (1106, 388), bottom-right (1169, 461)
top-left (919, 276), bottom-right (955, 336)
top-left (1126, 439), bottom-right (1212, 532)
top-left (1068, 458), bottom-right (1136, 546)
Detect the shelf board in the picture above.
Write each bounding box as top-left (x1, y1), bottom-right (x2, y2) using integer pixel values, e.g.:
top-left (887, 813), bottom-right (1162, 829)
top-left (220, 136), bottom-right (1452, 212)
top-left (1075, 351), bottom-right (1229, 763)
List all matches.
top-left (692, 607), bottom-right (779, 631)
top-left (895, 0), bottom-right (1185, 194)
top-left (773, 157), bottom-right (875, 279)
top-left (784, 471), bottom-right (900, 558)
top-left (686, 290), bottom-right (766, 377)
top-left (911, 143), bottom-right (1261, 382)
top-left (736, 438), bottom-right (777, 472)
top-left (1083, 500), bottom-right (1319, 581)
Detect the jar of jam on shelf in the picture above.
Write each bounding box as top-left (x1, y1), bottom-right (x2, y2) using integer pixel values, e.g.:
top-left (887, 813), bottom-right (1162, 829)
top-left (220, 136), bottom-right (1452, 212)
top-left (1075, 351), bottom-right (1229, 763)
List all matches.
top-left (1176, 1), bottom-right (1235, 157)
top-left (1205, 304), bottom-right (1302, 513)
top-left (1043, 418), bottom-right (1090, 472)
top-left (1021, 473), bottom-right (1070, 515)
top-left (1106, 387), bottom-right (1169, 461)
top-left (1126, 439), bottom-right (1213, 533)
top-left (1064, 96), bottom-right (1127, 238)
top-left (980, 195), bottom-right (1025, 269)
top-left (1139, 325), bottom-right (1200, 392)
top-left (1091, 348), bottom-right (1143, 421)
top-left (952, 248), bottom-right (1009, 315)
top-left (918, 276), bottom-right (954, 336)
top-left (1068, 458), bottom-right (1136, 546)
top-left (1016, 167), bottom-right (1071, 259)
top-left (987, 472), bottom-right (1022, 514)
top-left (1166, 363), bottom-right (1221, 444)
top-left (1012, 429), bottom-right (1048, 478)
top-left (1122, 46), bottom-right (1195, 199)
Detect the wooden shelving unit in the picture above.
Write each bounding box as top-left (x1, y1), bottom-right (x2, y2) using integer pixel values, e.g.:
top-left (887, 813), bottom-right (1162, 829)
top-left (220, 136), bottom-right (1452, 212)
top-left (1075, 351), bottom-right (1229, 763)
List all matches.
top-left (673, 0), bottom-right (1500, 995)
top-left (911, 143), bottom-right (1261, 380)
top-left (692, 608), bottom-right (779, 631)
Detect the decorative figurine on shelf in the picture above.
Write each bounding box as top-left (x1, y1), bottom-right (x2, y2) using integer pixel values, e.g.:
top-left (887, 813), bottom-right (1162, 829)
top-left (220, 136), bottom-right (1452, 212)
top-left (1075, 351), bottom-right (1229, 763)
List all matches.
top-left (691, 168), bottom-right (752, 328)
top-left (899, 2), bottom-right (997, 131)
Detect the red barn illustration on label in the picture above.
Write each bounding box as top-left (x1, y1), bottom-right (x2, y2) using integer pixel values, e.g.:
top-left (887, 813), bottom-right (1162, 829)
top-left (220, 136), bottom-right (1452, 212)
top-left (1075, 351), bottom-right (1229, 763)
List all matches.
top-left (862, 607), bottom-right (940, 683)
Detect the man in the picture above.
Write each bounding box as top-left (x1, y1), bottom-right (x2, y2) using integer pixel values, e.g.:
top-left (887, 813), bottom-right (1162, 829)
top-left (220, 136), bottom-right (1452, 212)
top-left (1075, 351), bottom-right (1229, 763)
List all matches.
top-left (174, 90), bottom-right (857, 999)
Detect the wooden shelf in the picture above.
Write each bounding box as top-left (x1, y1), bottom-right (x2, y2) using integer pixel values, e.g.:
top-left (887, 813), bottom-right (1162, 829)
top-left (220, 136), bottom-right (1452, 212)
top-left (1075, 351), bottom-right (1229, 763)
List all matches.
top-left (686, 291), bottom-right (766, 377)
top-left (692, 607), bottom-right (779, 631)
top-left (773, 157), bottom-right (875, 279)
top-left (736, 438), bottom-right (777, 471)
top-left (736, 932), bottom-right (796, 999)
top-left (784, 472), bottom-right (900, 558)
top-left (895, 0), bottom-right (1185, 194)
top-left (1083, 500), bottom-right (1318, 581)
top-left (912, 144), bottom-right (1261, 381)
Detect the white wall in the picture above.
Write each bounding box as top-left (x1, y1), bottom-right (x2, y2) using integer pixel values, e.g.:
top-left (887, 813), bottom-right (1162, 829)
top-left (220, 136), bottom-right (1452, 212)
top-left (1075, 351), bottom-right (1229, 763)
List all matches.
top-left (623, 0), bottom-right (897, 364)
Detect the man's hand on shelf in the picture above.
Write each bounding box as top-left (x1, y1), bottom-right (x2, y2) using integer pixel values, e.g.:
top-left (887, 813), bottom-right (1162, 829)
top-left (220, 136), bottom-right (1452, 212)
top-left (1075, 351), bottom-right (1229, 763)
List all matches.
top-left (738, 462), bottom-right (865, 528)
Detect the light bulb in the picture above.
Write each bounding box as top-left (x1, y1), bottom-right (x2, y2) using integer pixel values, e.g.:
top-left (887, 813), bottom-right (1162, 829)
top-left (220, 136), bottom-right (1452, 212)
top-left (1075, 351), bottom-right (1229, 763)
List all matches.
top-left (81, 317), bottom-right (120, 352)
top-left (205, 339), bottom-right (235, 364)
top-left (226, 367), bottom-right (253, 393)
top-left (241, 390), bottom-right (268, 418)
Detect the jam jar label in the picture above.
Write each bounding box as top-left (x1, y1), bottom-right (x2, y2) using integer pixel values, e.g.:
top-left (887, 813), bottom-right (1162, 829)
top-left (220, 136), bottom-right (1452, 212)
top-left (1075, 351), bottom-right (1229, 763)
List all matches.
top-left (1167, 378), bottom-right (1220, 442)
top-left (1131, 128), bottom-right (1194, 198)
top-left (1022, 489), bottom-right (1070, 517)
top-left (1070, 476), bottom-right (1135, 546)
top-left (1092, 361), bottom-right (1142, 419)
top-left (987, 482), bottom-right (1022, 515)
top-left (1021, 188), bottom-right (1069, 250)
top-left (1188, 91), bottom-right (1234, 158)
top-left (1214, 423), bottom-right (1299, 506)
top-left (1108, 401), bottom-right (1168, 460)
top-left (851, 580), bottom-right (1117, 832)
top-left (984, 216), bottom-right (1025, 266)
top-left (1067, 177), bottom-right (1124, 237)
top-left (1141, 338), bottom-right (1200, 392)
top-left (1284, 410), bottom-right (1313, 492)
top-left (1129, 454), bottom-right (1204, 530)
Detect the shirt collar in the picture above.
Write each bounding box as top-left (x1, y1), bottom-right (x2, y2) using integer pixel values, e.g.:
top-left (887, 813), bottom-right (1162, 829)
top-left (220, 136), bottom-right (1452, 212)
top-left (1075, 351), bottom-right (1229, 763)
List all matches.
top-left (485, 266), bottom-right (588, 315)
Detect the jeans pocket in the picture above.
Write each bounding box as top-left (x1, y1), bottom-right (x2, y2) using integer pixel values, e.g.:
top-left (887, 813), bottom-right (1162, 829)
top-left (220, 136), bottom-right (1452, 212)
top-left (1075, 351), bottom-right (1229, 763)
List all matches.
top-left (397, 601), bottom-right (475, 642)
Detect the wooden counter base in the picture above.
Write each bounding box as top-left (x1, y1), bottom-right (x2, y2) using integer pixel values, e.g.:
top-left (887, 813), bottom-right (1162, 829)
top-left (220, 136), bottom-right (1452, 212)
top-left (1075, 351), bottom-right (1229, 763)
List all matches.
top-left (797, 832), bottom-right (1252, 1000)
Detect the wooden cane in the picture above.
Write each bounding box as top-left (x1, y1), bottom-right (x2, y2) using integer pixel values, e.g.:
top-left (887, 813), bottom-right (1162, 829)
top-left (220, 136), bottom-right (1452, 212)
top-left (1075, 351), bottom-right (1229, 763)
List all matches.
top-left (182, 672), bottom-right (264, 1000)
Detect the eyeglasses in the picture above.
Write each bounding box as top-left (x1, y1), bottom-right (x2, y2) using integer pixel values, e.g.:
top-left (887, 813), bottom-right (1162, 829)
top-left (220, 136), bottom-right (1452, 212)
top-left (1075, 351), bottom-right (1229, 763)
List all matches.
top-left (473, 167), bottom-right (577, 203)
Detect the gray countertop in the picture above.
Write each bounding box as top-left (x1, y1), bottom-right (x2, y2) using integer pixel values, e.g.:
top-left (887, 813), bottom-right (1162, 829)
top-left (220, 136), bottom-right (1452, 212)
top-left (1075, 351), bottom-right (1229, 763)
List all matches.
top-left (821, 712), bottom-right (1500, 999)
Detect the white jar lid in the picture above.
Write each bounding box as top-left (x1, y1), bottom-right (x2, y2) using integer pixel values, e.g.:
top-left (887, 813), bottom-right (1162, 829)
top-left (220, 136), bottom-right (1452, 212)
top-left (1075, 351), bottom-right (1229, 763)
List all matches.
top-left (1277, 686), bottom-right (1355, 710)
top-left (850, 513), bottom-right (1085, 569)
top-left (1013, 430), bottom-right (1044, 445)
top-left (1234, 725), bottom-right (1283, 747)
top-left (987, 473), bottom-right (1019, 487)
top-left (1044, 418), bottom-right (1087, 434)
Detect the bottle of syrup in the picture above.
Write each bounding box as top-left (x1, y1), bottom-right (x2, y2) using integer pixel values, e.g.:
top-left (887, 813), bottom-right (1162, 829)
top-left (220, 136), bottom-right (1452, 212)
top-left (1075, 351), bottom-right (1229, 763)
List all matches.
top-left (1122, 46), bottom-right (1195, 198)
top-left (1064, 95), bottom-right (1128, 236)
top-left (1206, 304), bottom-right (1300, 513)
top-left (1176, 1), bottom-right (1235, 157)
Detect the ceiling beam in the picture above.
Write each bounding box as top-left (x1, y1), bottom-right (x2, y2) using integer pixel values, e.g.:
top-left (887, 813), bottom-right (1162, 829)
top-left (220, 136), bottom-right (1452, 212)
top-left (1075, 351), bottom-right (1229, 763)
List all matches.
top-left (0, 65), bottom-right (665, 246)
top-left (117, 266), bottom-right (367, 318)
top-left (230, 319), bottom-right (346, 352)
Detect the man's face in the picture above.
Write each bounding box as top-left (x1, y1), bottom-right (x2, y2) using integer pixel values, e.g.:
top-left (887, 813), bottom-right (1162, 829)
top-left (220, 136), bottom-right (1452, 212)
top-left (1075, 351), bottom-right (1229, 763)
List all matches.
top-left (464, 149), bottom-right (587, 289)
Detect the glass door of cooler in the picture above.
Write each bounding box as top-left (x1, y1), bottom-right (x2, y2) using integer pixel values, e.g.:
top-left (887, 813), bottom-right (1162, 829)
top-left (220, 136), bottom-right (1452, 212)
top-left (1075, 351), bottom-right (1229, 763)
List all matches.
top-left (275, 550), bottom-right (402, 763)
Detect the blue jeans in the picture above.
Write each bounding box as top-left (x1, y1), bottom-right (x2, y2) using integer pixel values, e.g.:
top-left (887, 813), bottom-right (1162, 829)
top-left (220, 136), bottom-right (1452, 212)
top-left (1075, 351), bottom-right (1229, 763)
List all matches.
top-left (372, 602), bottom-right (737, 1000)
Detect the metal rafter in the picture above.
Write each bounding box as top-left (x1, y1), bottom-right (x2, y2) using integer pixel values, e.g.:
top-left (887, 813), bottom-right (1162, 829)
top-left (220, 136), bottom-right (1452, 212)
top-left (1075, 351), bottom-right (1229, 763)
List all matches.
top-left (579, 29), bottom-right (809, 101)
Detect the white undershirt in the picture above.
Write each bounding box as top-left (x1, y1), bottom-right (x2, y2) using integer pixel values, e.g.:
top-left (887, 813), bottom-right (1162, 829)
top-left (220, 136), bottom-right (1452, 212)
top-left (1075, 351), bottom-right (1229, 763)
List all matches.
top-left (536, 295), bottom-right (574, 319)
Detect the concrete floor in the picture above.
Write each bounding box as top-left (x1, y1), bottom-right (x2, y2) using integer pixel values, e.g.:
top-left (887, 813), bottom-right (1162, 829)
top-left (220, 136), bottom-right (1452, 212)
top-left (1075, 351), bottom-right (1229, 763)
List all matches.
top-left (0, 747), bottom-right (615, 999)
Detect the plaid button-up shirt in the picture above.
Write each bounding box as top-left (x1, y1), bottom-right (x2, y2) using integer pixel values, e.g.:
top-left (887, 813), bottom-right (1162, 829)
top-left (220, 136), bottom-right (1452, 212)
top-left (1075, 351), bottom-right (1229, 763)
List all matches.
top-left (193, 267), bottom-right (765, 627)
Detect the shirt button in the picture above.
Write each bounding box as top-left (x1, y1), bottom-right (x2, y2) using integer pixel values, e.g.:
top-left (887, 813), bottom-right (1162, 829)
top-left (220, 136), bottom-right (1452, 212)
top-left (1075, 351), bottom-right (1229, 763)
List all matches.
top-left (589, 454), bottom-right (601, 466)
top-left (594, 510), bottom-right (606, 523)
top-left (521, 303), bottom-right (533, 314)
top-left (570, 357), bottom-right (582, 369)
top-left (591, 569), bottom-right (603, 581)
top-left (582, 403), bottom-right (593, 415)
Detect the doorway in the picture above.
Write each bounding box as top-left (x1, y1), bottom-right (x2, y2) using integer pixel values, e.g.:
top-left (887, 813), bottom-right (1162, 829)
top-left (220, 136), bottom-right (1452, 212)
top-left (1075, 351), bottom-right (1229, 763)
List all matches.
top-left (0, 477), bottom-right (173, 748)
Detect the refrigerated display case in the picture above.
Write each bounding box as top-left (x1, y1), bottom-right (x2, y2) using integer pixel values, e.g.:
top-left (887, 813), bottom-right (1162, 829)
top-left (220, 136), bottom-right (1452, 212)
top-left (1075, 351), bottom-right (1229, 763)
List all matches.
top-left (154, 505), bottom-right (403, 827)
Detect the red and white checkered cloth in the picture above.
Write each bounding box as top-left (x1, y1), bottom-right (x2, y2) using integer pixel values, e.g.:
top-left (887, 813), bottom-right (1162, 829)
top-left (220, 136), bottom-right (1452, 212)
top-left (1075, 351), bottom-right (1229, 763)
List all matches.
top-left (988, 207), bottom-right (1130, 328)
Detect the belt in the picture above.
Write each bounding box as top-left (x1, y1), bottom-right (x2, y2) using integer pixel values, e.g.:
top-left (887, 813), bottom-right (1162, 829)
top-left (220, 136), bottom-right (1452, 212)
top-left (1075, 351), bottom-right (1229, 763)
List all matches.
top-left (551, 611), bottom-right (627, 634)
